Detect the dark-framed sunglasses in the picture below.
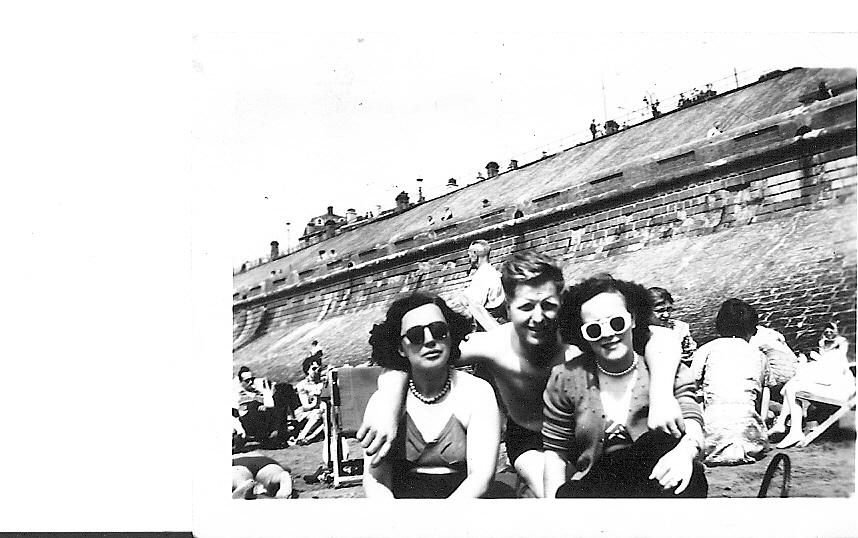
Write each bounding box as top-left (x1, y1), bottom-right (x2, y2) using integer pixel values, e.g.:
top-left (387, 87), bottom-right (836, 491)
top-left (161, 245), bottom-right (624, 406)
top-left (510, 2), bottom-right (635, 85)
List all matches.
top-left (401, 321), bottom-right (450, 346)
top-left (581, 312), bottom-right (633, 342)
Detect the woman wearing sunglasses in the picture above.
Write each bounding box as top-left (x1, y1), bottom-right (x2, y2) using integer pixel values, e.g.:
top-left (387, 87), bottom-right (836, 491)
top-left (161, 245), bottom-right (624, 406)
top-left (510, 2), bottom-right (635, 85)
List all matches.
top-left (363, 292), bottom-right (502, 498)
top-left (543, 275), bottom-right (708, 498)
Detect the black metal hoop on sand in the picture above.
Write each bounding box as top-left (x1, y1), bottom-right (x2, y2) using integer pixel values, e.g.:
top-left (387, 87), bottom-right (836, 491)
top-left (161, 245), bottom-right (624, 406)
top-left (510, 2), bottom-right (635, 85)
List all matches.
top-left (757, 452), bottom-right (791, 498)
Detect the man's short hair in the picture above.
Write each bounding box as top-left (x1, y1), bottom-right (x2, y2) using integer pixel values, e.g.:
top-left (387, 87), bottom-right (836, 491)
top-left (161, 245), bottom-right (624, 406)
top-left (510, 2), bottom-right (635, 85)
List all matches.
top-left (302, 356), bottom-right (322, 375)
top-left (468, 239), bottom-right (491, 258)
top-left (237, 366), bottom-right (252, 381)
top-left (500, 250), bottom-right (564, 298)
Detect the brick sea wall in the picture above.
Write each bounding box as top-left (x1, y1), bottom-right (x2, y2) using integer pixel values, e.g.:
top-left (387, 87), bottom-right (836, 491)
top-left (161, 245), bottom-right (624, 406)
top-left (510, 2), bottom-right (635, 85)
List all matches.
top-left (234, 97), bottom-right (857, 381)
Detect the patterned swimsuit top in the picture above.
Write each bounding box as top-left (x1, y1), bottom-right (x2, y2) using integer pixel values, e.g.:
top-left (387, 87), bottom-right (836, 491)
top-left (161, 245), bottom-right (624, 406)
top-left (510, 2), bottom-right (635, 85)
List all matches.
top-left (396, 413), bottom-right (468, 473)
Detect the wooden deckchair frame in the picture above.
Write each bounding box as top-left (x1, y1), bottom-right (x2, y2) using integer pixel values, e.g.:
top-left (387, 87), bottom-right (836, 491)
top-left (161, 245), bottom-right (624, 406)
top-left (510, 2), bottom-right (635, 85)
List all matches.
top-left (322, 366), bottom-right (383, 487)
top-left (794, 390), bottom-right (856, 447)
top-left (794, 361), bottom-right (856, 447)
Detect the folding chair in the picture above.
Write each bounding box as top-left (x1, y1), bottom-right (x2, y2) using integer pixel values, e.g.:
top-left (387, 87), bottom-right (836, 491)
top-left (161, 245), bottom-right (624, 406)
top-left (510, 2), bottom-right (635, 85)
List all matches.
top-left (794, 388), bottom-right (856, 447)
top-left (322, 366), bottom-right (383, 487)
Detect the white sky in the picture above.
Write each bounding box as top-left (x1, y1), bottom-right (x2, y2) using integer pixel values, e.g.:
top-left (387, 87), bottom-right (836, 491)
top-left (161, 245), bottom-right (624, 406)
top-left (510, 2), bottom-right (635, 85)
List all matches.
top-left (192, 32), bottom-right (857, 267)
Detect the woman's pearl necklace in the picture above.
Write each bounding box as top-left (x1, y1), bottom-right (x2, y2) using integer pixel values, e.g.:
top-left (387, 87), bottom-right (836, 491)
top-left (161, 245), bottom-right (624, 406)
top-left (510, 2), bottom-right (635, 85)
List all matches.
top-left (596, 354), bottom-right (639, 377)
top-left (409, 369), bottom-right (452, 404)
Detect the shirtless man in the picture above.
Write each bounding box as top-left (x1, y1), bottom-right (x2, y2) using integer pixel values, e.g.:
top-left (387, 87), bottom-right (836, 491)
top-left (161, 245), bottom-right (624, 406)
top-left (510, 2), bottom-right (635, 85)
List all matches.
top-left (358, 250), bottom-right (684, 497)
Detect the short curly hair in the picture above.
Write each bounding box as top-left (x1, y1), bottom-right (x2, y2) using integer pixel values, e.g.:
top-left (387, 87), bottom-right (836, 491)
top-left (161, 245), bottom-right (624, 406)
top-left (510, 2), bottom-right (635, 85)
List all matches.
top-left (559, 275), bottom-right (653, 356)
top-left (368, 292), bottom-right (473, 371)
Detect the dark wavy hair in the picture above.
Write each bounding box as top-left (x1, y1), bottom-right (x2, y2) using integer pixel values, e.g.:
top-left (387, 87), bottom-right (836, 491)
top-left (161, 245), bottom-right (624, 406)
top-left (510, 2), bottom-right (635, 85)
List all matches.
top-left (715, 298), bottom-right (758, 340)
top-left (559, 275), bottom-right (653, 356)
top-left (368, 292), bottom-right (473, 371)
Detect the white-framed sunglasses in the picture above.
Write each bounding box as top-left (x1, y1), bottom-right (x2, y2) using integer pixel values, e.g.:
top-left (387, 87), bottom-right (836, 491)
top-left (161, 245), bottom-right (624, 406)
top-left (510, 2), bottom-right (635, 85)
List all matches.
top-left (580, 312), bottom-right (633, 341)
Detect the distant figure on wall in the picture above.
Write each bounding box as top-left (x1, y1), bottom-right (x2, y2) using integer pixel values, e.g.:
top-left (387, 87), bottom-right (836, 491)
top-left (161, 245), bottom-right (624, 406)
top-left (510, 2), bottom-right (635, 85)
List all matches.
top-left (589, 119), bottom-right (597, 140)
top-left (604, 120), bottom-right (619, 135)
top-left (464, 240), bottom-right (507, 325)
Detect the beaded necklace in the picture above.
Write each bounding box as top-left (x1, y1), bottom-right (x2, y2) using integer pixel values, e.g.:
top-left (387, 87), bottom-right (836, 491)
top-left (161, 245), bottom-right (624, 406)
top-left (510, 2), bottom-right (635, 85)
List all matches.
top-left (408, 369), bottom-right (452, 404)
top-left (596, 354), bottom-right (639, 377)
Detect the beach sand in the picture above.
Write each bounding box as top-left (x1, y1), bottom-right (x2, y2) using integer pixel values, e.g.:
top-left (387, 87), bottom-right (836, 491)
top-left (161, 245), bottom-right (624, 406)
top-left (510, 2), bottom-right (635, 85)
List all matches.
top-left (235, 409), bottom-right (855, 499)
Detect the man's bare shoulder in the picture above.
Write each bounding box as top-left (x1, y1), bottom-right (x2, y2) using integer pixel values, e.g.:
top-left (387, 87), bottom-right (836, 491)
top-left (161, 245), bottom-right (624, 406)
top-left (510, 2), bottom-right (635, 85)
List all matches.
top-left (460, 324), bottom-right (512, 363)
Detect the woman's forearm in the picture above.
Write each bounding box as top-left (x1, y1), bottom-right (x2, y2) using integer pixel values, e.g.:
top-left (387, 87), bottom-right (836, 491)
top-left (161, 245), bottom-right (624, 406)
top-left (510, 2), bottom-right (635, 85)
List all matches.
top-left (677, 420), bottom-right (705, 458)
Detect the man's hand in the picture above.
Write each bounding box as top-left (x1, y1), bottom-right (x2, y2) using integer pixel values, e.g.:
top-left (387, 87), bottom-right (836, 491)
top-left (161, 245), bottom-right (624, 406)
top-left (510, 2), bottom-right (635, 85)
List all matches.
top-left (356, 392), bottom-right (399, 467)
top-left (649, 440), bottom-right (696, 494)
top-left (647, 394), bottom-right (685, 438)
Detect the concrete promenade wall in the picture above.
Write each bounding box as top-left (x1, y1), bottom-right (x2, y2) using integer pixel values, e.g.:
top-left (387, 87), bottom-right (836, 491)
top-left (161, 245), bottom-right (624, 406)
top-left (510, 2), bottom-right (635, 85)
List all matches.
top-left (234, 92), bottom-right (856, 382)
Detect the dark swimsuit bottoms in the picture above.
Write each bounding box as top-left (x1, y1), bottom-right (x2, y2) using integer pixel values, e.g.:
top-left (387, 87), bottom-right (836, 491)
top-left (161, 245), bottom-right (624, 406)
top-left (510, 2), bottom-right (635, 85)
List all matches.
top-left (392, 465), bottom-right (468, 498)
top-left (232, 456), bottom-right (284, 476)
top-left (504, 418), bottom-right (543, 466)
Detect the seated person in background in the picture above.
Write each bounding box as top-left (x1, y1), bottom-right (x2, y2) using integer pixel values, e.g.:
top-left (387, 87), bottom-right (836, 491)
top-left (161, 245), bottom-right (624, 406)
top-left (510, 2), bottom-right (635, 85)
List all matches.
top-left (648, 287), bottom-right (697, 363)
top-left (811, 320), bottom-right (850, 362)
top-left (359, 252), bottom-right (686, 498)
top-left (689, 299), bottom-right (769, 466)
top-left (234, 367), bottom-right (276, 444)
top-left (232, 454), bottom-right (293, 499)
top-left (770, 320), bottom-right (856, 448)
top-left (749, 324), bottom-right (801, 404)
top-left (543, 275), bottom-right (707, 498)
top-left (294, 356), bottom-right (326, 445)
top-left (362, 293), bottom-right (501, 498)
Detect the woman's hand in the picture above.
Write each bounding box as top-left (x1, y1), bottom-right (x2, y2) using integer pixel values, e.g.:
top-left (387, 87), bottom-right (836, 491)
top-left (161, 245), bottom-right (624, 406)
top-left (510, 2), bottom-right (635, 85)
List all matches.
top-left (649, 438), bottom-right (697, 494)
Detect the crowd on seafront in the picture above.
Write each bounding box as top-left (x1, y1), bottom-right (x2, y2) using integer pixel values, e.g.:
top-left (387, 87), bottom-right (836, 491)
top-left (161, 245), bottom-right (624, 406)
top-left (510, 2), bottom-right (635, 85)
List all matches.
top-left (232, 244), bottom-right (855, 500)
